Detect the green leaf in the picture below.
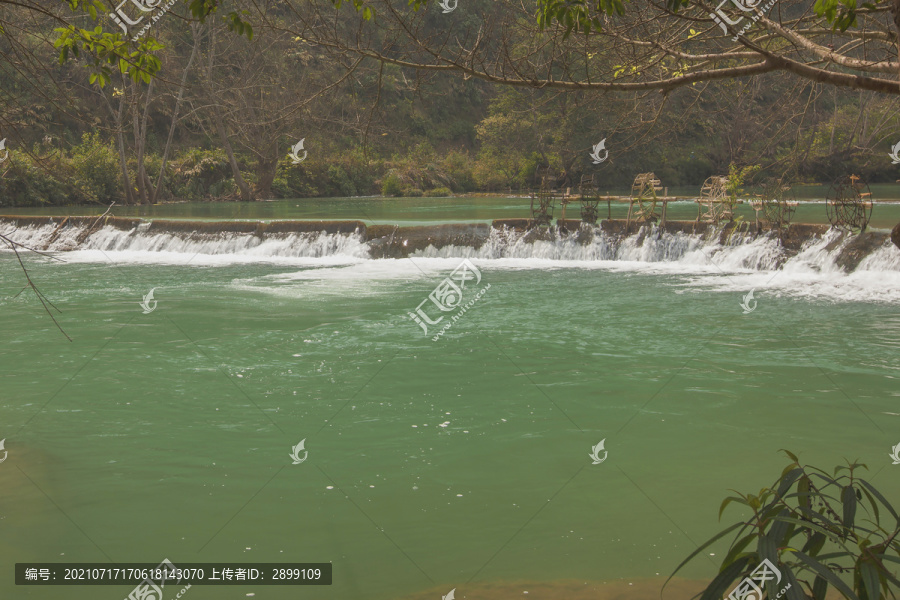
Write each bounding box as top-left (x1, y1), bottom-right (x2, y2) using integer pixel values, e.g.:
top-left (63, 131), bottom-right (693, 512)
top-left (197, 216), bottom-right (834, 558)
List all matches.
top-left (768, 510), bottom-right (791, 546)
top-left (775, 517), bottom-right (853, 553)
top-left (873, 555), bottom-right (900, 587)
top-left (812, 575), bottom-right (828, 600)
top-left (859, 562), bottom-right (880, 600)
top-left (721, 533), bottom-right (756, 568)
top-left (758, 533), bottom-right (779, 567)
top-left (719, 495), bottom-right (747, 520)
top-left (699, 556), bottom-right (753, 600)
top-left (663, 521), bottom-right (746, 593)
top-left (798, 476), bottom-right (811, 512)
top-left (792, 550), bottom-right (859, 600)
top-left (780, 565), bottom-right (806, 600)
top-left (859, 480), bottom-right (899, 524)
top-left (858, 485), bottom-right (881, 525)
top-left (878, 554), bottom-right (900, 566)
top-left (797, 503), bottom-right (844, 533)
top-left (802, 531), bottom-right (827, 557)
top-left (777, 468), bottom-right (803, 498)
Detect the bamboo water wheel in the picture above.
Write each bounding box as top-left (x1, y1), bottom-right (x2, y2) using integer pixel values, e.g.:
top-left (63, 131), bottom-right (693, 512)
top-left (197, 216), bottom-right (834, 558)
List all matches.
top-left (629, 173), bottom-right (662, 222)
top-left (579, 174), bottom-right (601, 224)
top-left (826, 174), bottom-right (873, 231)
top-left (529, 168), bottom-right (556, 227)
top-left (752, 179), bottom-right (797, 230)
top-left (696, 176), bottom-right (734, 224)
top-left (762, 181), bottom-right (797, 229)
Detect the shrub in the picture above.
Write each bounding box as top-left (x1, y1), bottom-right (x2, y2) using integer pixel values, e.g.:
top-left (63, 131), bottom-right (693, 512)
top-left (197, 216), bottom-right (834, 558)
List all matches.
top-left (405, 188), bottom-right (424, 197)
top-left (278, 157), bottom-right (331, 198)
top-left (271, 175), bottom-right (292, 198)
top-left (69, 132), bottom-right (121, 204)
top-left (327, 165), bottom-right (357, 197)
top-left (440, 150), bottom-right (476, 192)
top-left (381, 173), bottom-right (403, 197)
top-left (424, 187), bottom-right (452, 197)
top-left (337, 147), bottom-right (381, 196)
top-left (0, 155), bottom-right (70, 207)
top-left (169, 148), bottom-right (232, 200)
top-left (669, 451), bottom-right (900, 600)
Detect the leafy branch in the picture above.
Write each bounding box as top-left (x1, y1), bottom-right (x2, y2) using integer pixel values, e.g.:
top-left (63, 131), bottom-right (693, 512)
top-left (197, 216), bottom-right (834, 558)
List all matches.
top-left (52, 0), bottom-right (253, 86)
top-left (667, 451), bottom-right (900, 600)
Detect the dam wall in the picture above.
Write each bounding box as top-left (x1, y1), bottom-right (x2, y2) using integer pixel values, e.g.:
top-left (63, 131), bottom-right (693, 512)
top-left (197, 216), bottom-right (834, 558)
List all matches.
top-left (0, 215), bottom-right (896, 273)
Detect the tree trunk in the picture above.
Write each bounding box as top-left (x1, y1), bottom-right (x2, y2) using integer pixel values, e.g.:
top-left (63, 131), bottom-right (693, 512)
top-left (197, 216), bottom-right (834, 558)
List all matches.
top-left (828, 87), bottom-right (836, 155)
top-left (131, 79), bottom-right (153, 205)
top-left (152, 23), bottom-right (200, 204)
top-left (205, 24), bottom-right (252, 201)
top-left (895, 0), bottom-right (900, 84)
top-left (98, 75), bottom-right (135, 205)
top-left (255, 159), bottom-right (277, 199)
top-left (212, 113), bottom-right (253, 201)
top-left (138, 79), bottom-right (154, 204)
top-left (115, 85), bottom-right (135, 205)
top-left (255, 140), bottom-right (279, 199)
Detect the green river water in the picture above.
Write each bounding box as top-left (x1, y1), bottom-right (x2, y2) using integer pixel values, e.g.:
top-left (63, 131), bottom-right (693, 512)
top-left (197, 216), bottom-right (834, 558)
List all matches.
top-left (1, 196), bottom-right (899, 600)
top-left (2, 184), bottom-right (900, 228)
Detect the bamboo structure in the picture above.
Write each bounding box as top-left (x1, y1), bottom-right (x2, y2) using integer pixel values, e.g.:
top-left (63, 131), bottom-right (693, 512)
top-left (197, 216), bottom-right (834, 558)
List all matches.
top-left (826, 174), bottom-right (873, 231)
top-left (696, 176), bottom-right (734, 224)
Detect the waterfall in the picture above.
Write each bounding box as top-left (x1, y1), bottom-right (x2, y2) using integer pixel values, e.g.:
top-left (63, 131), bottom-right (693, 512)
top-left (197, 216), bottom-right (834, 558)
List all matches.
top-left (2, 218), bottom-right (897, 276)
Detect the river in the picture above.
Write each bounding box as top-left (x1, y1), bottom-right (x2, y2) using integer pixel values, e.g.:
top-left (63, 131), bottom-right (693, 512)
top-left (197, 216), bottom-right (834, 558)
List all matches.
top-left (1, 195), bottom-right (899, 600)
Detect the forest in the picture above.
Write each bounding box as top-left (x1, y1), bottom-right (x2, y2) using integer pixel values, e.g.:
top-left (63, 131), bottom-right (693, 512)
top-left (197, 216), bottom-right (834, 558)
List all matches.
top-left (0, 0), bottom-right (899, 206)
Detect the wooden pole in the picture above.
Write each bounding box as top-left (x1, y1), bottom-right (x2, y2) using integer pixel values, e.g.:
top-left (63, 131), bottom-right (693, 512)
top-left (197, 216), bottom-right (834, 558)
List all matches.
top-left (625, 200), bottom-right (634, 234)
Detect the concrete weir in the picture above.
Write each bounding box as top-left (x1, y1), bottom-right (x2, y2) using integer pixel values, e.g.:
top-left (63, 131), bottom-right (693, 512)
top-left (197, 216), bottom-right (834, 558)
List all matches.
top-left (0, 215), bottom-right (893, 269)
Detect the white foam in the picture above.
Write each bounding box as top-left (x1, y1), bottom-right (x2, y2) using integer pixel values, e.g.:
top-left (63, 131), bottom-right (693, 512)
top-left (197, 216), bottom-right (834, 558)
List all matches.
top-left (2, 220), bottom-right (898, 304)
top-left (0, 221), bottom-right (369, 266)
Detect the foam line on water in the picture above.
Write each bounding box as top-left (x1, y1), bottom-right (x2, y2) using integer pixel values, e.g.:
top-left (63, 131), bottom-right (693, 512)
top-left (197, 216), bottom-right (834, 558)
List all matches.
top-left (2, 221), bottom-right (898, 304)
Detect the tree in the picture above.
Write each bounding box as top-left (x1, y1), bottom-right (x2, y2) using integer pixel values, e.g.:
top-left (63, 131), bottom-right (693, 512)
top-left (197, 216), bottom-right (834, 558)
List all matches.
top-left (297, 0), bottom-right (900, 95)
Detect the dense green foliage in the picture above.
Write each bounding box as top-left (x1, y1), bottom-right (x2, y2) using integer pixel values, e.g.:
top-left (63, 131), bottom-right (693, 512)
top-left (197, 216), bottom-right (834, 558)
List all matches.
top-left (0, 133), bottom-right (120, 206)
top-left (0, 1), bottom-right (898, 207)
